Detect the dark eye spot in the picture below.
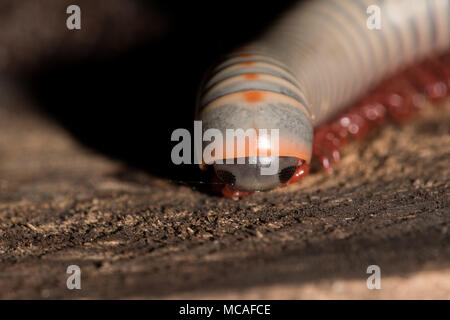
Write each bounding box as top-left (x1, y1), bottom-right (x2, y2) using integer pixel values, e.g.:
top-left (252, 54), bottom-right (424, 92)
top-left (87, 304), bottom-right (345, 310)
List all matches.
top-left (216, 170), bottom-right (236, 185)
top-left (278, 166), bottom-right (297, 184)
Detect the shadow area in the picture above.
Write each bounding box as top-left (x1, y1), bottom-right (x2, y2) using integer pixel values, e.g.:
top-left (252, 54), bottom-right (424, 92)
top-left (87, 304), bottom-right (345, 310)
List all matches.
top-left (21, 0), bottom-right (298, 187)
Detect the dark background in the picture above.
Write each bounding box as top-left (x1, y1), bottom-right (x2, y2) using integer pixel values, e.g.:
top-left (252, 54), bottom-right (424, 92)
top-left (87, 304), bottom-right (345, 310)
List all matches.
top-left (22, 0), bottom-right (299, 181)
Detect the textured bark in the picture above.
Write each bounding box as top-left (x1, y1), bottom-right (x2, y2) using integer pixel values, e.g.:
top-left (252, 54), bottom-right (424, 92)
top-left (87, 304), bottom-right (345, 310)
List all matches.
top-left (0, 85), bottom-right (448, 299)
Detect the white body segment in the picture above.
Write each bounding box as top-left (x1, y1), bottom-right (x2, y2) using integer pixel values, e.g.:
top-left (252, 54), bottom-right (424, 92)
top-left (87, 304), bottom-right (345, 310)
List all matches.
top-left (243, 0), bottom-right (450, 124)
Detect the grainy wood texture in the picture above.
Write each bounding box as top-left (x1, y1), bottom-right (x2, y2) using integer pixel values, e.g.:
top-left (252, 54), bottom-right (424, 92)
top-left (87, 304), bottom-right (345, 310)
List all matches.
top-left (0, 85), bottom-right (448, 299)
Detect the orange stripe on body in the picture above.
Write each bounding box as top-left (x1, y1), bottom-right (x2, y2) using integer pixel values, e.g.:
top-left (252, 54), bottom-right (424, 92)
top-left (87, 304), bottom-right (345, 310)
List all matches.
top-left (243, 90), bottom-right (265, 102)
top-left (202, 137), bottom-right (312, 166)
top-left (244, 73), bottom-right (260, 79)
top-left (201, 91), bottom-right (312, 123)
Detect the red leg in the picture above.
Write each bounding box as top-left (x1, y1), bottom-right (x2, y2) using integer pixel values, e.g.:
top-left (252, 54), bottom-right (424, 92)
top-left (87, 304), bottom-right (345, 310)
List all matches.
top-left (221, 185), bottom-right (252, 200)
top-left (312, 53), bottom-right (450, 174)
top-left (284, 162), bottom-right (310, 186)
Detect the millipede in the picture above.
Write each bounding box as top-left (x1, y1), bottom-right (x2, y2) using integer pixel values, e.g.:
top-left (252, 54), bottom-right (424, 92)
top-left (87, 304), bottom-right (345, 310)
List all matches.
top-left (195, 0), bottom-right (450, 199)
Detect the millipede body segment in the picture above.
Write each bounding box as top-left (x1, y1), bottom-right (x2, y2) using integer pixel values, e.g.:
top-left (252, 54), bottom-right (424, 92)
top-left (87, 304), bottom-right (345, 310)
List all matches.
top-left (196, 0), bottom-right (450, 199)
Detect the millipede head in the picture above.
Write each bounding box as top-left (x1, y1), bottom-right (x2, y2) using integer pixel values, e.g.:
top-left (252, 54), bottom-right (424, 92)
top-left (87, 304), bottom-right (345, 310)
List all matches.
top-left (197, 52), bottom-right (314, 198)
top-left (213, 156), bottom-right (306, 194)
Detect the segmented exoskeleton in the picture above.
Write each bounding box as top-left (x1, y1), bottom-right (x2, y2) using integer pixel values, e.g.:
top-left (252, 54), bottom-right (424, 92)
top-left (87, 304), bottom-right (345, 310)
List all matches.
top-left (196, 0), bottom-right (450, 199)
